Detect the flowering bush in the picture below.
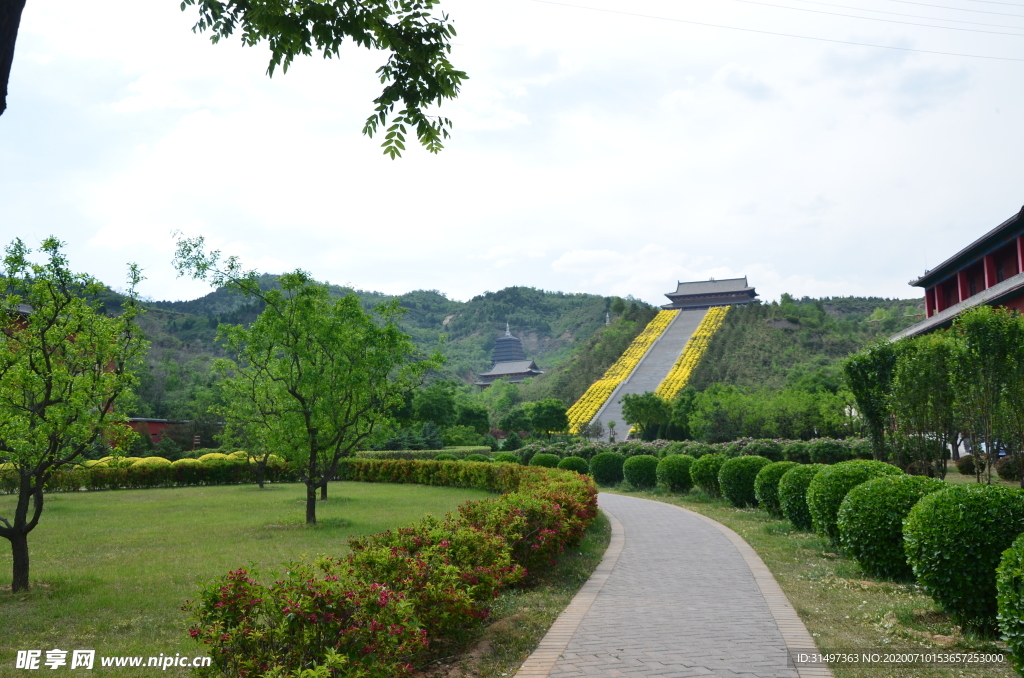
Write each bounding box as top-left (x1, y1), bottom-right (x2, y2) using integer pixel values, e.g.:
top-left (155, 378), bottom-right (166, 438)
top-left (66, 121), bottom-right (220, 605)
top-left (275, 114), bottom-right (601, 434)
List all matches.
top-left (654, 306), bottom-right (728, 401)
top-left (566, 310), bottom-right (678, 434)
top-left (188, 461), bottom-right (597, 676)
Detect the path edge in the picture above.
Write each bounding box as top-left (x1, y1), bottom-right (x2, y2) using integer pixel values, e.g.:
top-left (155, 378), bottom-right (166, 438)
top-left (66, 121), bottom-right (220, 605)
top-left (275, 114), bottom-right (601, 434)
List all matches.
top-left (513, 507), bottom-right (625, 677)
top-left (665, 501), bottom-right (835, 678)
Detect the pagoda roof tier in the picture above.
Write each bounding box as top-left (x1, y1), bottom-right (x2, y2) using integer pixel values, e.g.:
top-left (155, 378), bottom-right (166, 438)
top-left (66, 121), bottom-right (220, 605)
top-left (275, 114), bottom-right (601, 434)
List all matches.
top-left (476, 360), bottom-right (543, 378)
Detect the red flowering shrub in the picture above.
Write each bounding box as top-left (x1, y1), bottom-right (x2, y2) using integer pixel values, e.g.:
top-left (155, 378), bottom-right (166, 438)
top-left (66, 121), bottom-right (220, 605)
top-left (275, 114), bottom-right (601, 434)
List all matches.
top-left (187, 461), bottom-right (598, 676)
top-left (185, 558), bottom-right (426, 678)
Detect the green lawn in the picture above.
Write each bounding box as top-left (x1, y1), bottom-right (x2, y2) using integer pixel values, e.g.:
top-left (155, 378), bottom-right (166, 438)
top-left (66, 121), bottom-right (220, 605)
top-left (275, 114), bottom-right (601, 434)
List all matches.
top-left (0, 482), bottom-right (492, 676)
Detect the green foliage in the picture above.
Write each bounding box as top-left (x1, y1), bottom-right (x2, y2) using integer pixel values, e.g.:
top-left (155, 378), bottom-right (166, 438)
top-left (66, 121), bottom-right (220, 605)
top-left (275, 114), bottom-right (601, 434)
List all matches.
top-left (997, 533), bottom-right (1024, 673)
top-left (442, 424), bottom-right (482, 447)
top-left (836, 475), bottom-right (944, 580)
top-left (689, 453), bottom-right (725, 495)
top-left (806, 460), bottom-right (902, 544)
top-left (956, 455), bottom-right (984, 476)
top-left (480, 434), bottom-right (500, 452)
top-left (656, 455), bottom-right (694, 493)
top-left (686, 385), bottom-right (859, 443)
top-left (778, 464), bottom-right (827, 530)
top-left (622, 455), bottom-right (659, 489)
top-left (526, 398), bottom-right (569, 436)
top-left (621, 392), bottom-right (671, 441)
top-left (905, 484), bottom-right (1024, 627)
top-left (0, 238), bottom-right (148, 591)
top-left (783, 440), bottom-right (811, 464)
top-left (843, 342), bottom-right (900, 460)
top-left (493, 453), bottom-right (520, 464)
top-left (174, 236), bottom-right (435, 525)
top-left (997, 455), bottom-right (1020, 482)
top-left (180, 0), bottom-right (467, 158)
top-left (808, 438), bottom-right (853, 464)
top-left (742, 439), bottom-right (783, 461)
top-left (499, 407), bottom-right (532, 434)
top-left (753, 461), bottom-right (798, 517)
top-left (718, 455), bottom-right (771, 507)
top-left (589, 452), bottom-right (626, 486)
top-left (529, 453), bottom-right (560, 468)
top-left (434, 453), bottom-right (457, 461)
top-left (414, 381), bottom-right (458, 427)
top-left (557, 456), bottom-right (590, 474)
top-left (501, 432), bottom-right (523, 451)
top-left (463, 454), bottom-right (492, 462)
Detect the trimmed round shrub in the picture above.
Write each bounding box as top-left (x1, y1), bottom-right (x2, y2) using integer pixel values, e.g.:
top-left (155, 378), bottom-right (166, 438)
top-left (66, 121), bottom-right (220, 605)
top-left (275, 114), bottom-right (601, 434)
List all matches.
top-left (743, 439), bottom-right (784, 462)
top-left (690, 453), bottom-right (725, 495)
top-left (905, 484), bottom-right (1024, 627)
top-left (229, 451), bottom-right (249, 460)
top-left (433, 453), bottom-right (457, 461)
top-left (493, 452), bottom-right (520, 464)
top-left (754, 461), bottom-right (798, 517)
top-left (132, 456), bottom-right (172, 467)
top-left (956, 455), bottom-right (984, 475)
top-left (198, 452), bottom-right (231, 463)
top-left (82, 459), bottom-right (105, 468)
top-left (172, 458), bottom-right (201, 467)
top-left (590, 452), bottom-right (626, 486)
top-left (997, 533), bottom-right (1024, 673)
top-left (464, 454), bottom-right (492, 462)
top-left (997, 455), bottom-right (1020, 482)
top-left (778, 464), bottom-right (827, 530)
top-left (530, 453), bottom-right (560, 468)
top-left (623, 455), bottom-right (659, 489)
top-left (557, 456), bottom-right (590, 474)
top-left (808, 439), bottom-right (850, 465)
top-left (836, 475), bottom-right (944, 580)
top-left (807, 460), bottom-right (902, 544)
top-left (783, 441), bottom-right (811, 464)
top-left (718, 455), bottom-right (771, 507)
top-left (657, 455), bottom-right (694, 493)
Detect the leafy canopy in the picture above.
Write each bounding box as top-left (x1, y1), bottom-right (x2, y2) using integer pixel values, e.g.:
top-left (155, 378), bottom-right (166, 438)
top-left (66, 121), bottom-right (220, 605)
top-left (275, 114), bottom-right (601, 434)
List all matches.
top-left (180, 0), bottom-right (468, 157)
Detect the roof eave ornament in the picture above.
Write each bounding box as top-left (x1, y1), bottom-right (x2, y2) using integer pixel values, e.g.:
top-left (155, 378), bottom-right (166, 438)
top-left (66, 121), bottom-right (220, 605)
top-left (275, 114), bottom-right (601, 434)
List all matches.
top-left (505, 321), bottom-right (511, 337)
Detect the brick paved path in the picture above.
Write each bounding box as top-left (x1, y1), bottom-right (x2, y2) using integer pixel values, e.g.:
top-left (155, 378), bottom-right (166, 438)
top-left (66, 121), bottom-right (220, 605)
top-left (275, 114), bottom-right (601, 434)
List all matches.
top-left (516, 493), bottom-right (830, 678)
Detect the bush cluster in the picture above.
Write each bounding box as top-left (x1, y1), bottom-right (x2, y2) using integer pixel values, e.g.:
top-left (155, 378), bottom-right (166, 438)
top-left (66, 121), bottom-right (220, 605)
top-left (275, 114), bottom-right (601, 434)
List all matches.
top-left (690, 453), bottom-right (725, 495)
top-left (904, 484), bottom-right (1024, 627)
top-left (493, 452), bottom-right (520, 464)
top-left (356, 447), bottom-right (491, 461)
top-left (997, 455), bottom-right (1021, 482)
top-left (753, 461), bottom-right (797, 517)
top-left (998, 534), bottom-right (1024, 673)
top-left (589, 452), bottom-right (626, 486)
top-left (778, 464), bottom-right (826, 530)
top-left (189, 460), bottom-right (597, 677)
top-left (836, 475), bottom-right (944, 580)
top-left (530, 453), bottom-right (561, 468)
top-left (557, 456), bottom-right (590, 474)
top-left (623, 455), bottom-right (659, 489)
top-left (806, 460), bottom-right (902, 544)
top-left (656, 455), bottom-right (694, 492)
top-left (955, 455), bottom-right (984, 476)
top-left (718, 455), bottom-right (771, 507)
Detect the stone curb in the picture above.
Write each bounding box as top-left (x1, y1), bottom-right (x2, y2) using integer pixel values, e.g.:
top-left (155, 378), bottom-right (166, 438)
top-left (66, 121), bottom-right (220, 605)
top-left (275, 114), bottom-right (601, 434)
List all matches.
top-left (513, 508), bottom-right (626, 677)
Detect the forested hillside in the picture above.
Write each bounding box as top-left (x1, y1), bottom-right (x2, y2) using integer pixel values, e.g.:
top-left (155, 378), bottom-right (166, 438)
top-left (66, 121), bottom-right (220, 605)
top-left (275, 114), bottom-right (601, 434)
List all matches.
top-left (127, 277), bottom-right (617, 420)
top-left (688, 294), bottom-right (925, 392)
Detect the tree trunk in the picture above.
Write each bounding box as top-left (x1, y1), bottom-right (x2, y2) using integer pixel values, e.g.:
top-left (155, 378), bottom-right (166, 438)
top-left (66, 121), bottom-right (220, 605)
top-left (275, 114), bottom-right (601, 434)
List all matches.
top-left (320, 482), bottom-right (327, 500)
top-left (0, 0), bottom-right (28, 117)
top-left (256, 462), bottom-right (265, 490)
top-left (9, 531), bottom-right (29, 592)
top-left (305, 483), bottom-right (317, 524)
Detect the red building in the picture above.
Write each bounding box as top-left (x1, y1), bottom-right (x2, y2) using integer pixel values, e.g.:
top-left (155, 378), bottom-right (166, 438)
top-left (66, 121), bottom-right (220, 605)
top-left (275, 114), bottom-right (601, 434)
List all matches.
top-left (895, 206), bottom-right (1024, 339)
top-left (127, 418), bottom-right (187, 446)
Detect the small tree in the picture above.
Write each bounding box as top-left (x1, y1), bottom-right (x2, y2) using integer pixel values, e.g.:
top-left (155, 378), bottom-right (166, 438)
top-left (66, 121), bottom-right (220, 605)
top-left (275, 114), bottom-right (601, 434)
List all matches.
top-left (843, 341), bottom-right (900, 460)
top-left (526, 398), bottom-right (569, 438)
top-left (621, 392), bottom-right (670, 441)
top-left (0, 238), bottom-right (147, 591)
top-left (498, 406), bottom-right (532, 436)
top-left (175, 236), bottom-right (435, 524)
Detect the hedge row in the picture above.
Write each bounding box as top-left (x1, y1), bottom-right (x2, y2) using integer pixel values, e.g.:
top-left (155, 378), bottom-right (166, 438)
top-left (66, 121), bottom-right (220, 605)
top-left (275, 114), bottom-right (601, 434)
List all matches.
top-left (187, 460), bottom-right (598, 677)
top-left (354, 447), bottom-right (491, 460)
top-left (514, 437), bottom-right (872, 463)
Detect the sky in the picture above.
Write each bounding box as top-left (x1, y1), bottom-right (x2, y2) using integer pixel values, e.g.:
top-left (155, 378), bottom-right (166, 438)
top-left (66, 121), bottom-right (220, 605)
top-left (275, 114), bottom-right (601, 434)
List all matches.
top-left (2, 0), bottom-right (1023, 307)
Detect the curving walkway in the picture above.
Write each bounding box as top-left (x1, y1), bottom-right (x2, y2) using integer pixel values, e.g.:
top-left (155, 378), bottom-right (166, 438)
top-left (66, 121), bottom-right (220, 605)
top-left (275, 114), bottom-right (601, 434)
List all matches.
top-left (515, 493), bottom-right (832, 678)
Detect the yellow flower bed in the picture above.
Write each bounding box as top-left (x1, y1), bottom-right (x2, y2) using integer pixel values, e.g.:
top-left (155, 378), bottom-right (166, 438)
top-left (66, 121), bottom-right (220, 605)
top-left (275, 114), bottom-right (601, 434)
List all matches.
top-left (566, 310), bottom-right (679, 433)
top-left (654, 305), bottom-right (729, 401)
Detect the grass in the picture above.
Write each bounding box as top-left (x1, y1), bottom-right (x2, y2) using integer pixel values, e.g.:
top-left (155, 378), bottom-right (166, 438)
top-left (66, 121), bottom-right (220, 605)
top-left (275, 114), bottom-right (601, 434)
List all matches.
top-left (0, 482), bottom-right (492, 677)
top-left (607, 484), bottom-right (1017, 678)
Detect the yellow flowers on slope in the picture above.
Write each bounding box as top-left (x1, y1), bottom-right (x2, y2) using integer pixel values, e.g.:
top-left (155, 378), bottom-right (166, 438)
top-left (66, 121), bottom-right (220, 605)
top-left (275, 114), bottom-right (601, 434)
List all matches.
top-left (566, 310), bottom-right (678, 434)
top-left (654, 306), bottom-right (729, 401)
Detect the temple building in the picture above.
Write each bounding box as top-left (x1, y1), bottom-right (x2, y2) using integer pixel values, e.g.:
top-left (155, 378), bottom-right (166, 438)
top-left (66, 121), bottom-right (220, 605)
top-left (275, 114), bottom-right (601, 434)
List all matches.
top-left (662, 277), bottom-right (758, 310)
top-left (894, 205), bottom-right (1024, 340)
top-left (474, 324), bottom-right (544, 388)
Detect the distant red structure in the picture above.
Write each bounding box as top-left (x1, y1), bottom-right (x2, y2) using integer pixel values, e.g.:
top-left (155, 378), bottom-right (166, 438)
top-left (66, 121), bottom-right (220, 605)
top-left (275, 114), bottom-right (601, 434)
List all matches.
top-left (895, 206), bottom-right (1024, 339)
top-left (127, 418), bottom-right (187, 446)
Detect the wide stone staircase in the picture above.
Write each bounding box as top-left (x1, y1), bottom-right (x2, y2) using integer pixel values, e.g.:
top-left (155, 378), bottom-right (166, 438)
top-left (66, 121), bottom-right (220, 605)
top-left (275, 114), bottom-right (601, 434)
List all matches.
top-left (592, 309), bottom-right (708, 435)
